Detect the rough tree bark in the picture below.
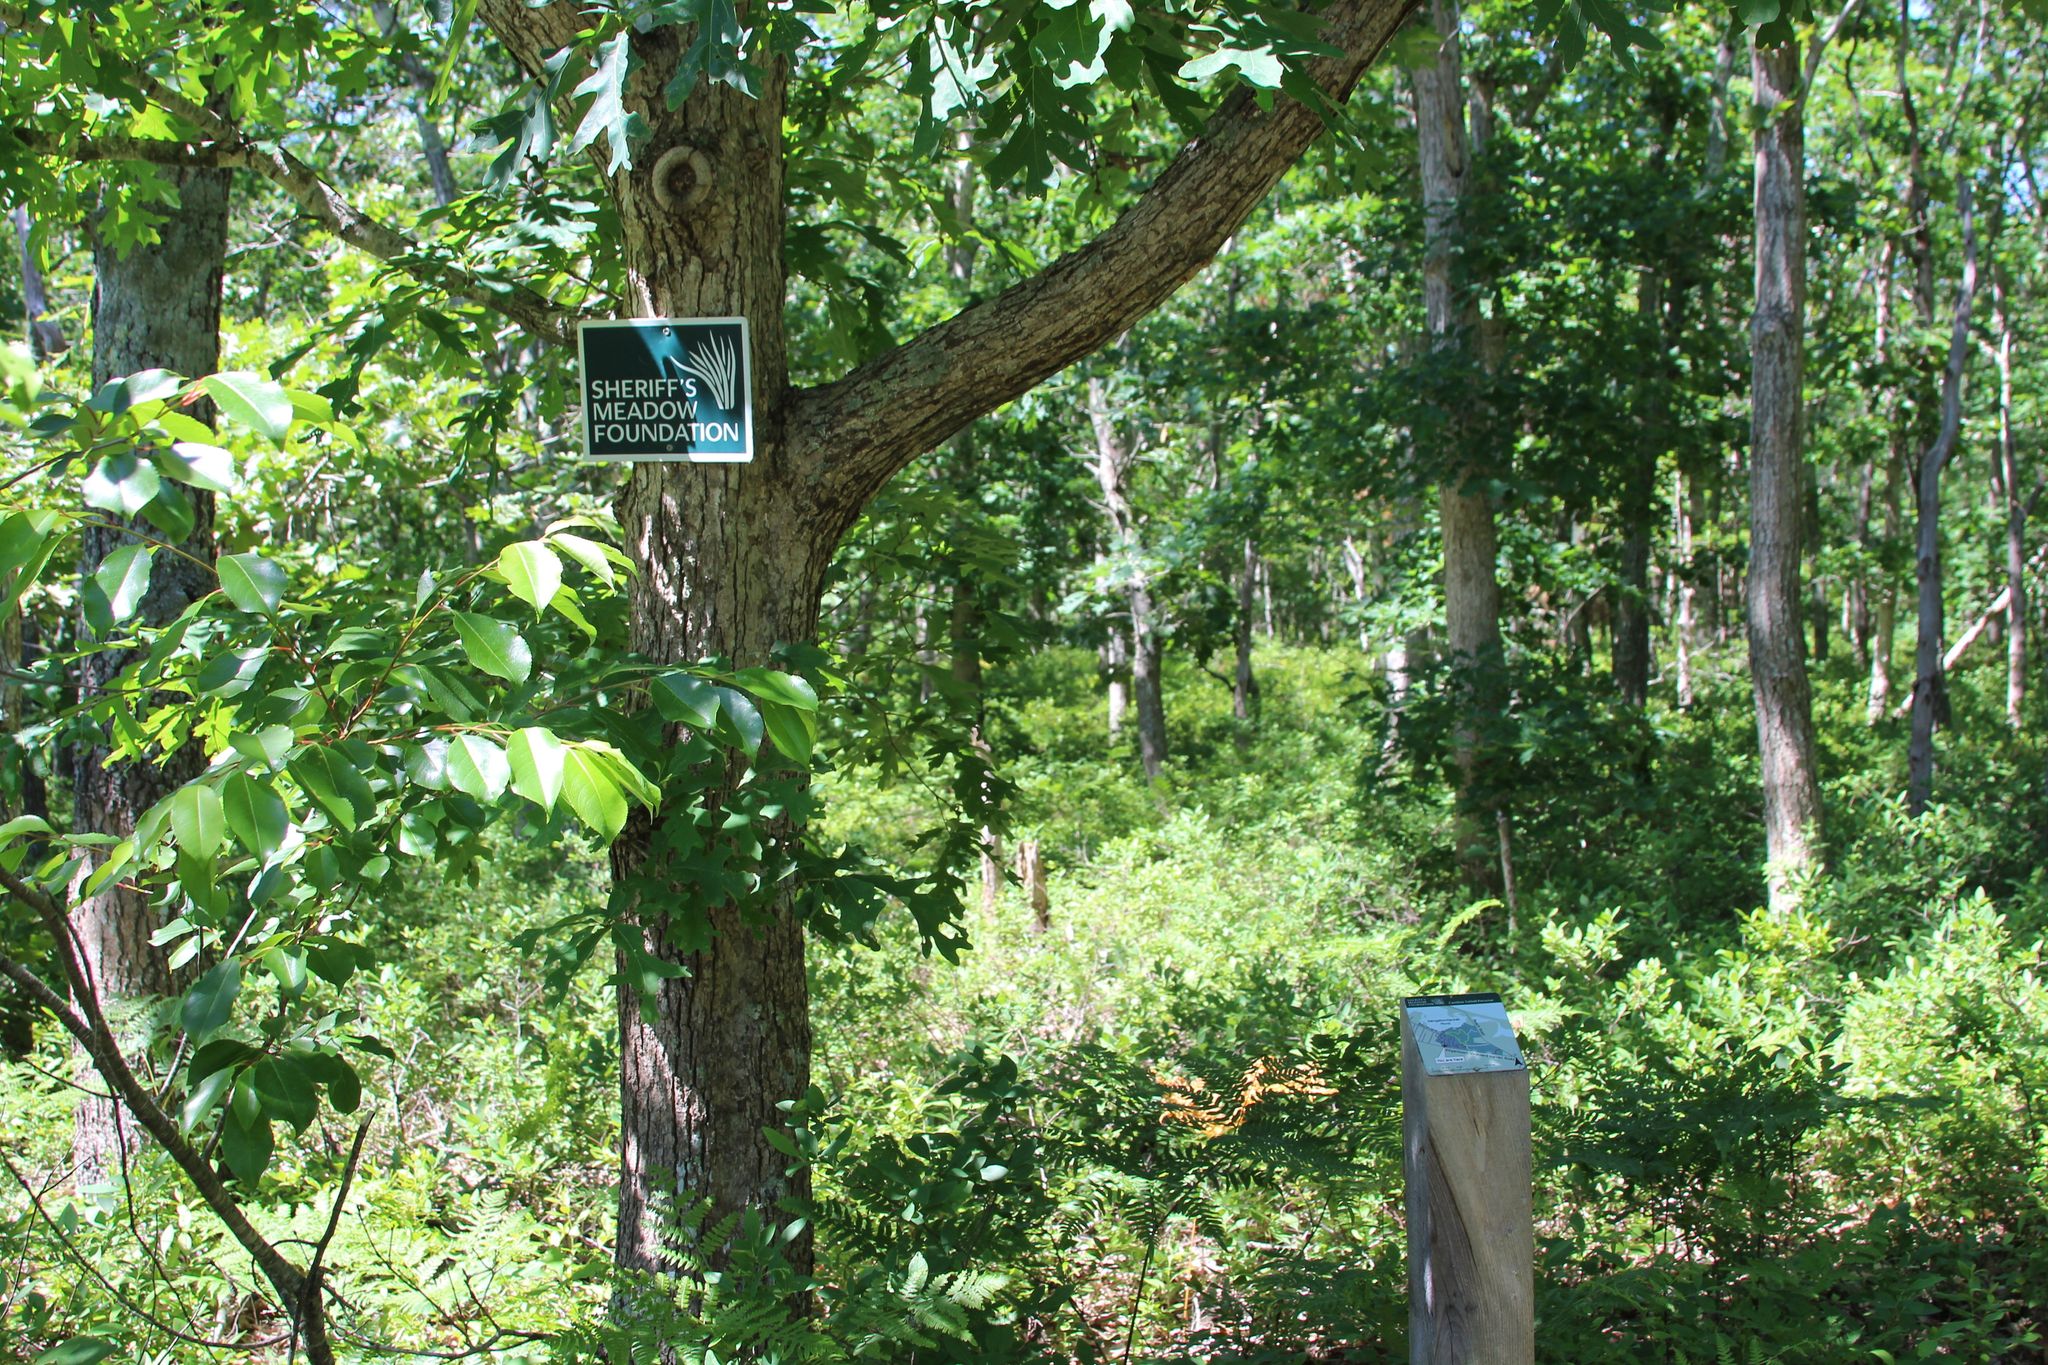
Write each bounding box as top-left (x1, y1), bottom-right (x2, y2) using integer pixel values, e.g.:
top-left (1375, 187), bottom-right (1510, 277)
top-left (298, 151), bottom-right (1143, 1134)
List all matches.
top-left (470, 0), bottom-right (1417, 1277)
top-left (70, 161), bottom-right (229, 1184)
top-left (1747, 36), bottom-right (1825, 908)
top-left (1907, 180), bottom-right (1978, 812)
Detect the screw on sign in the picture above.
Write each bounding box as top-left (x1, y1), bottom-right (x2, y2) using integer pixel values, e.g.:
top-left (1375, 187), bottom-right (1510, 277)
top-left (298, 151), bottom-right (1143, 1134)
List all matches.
top-left (577, 317), bottom-right (753, 463)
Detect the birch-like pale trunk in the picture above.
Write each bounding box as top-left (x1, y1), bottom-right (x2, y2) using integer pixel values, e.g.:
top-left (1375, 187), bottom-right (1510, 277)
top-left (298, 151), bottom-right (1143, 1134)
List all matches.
top-left (1907, 182), bottom-right (1979, 812)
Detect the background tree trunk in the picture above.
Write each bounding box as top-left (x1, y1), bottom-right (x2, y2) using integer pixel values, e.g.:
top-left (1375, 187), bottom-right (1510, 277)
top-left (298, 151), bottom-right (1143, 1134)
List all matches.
top-left (72, 159), bottom-right (230, 1184)
top-left (10, 207), bottom-right (67, 359)
top-left (1907, 181), bottom-right (1978, 812)
top-left (1747, 36), bottom-right (1824, 907)
top-left (1415, 0), bottom-right (1505, 889)
top-left (1991, 265), bottom-right (2026, 728)
top-left (1089, 377), bottom-right (1167, 779)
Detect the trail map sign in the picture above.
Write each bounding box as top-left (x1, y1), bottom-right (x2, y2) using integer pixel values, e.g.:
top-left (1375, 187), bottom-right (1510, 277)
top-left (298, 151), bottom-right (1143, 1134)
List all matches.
top-left (1401, 993), bottom-right (1526, 1076)
top-left (578, 317), bottom-right (753, 462)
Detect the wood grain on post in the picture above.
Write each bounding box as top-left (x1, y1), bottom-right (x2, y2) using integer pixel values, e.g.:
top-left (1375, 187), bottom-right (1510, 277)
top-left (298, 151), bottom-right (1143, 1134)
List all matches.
top-left (1402, 1003), bottom-right (1534, 1365)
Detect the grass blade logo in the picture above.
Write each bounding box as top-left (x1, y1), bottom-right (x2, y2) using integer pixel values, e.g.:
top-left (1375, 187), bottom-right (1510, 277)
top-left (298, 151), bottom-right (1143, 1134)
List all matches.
top-left (676, 332), bottom-right (740, 412)
top-left (577, 317), bottom-right (753, 463)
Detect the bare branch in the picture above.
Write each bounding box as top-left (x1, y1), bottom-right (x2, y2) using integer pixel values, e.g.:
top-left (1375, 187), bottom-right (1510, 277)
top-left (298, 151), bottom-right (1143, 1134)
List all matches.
top-left (787, 0), bottom-right (1419, 532)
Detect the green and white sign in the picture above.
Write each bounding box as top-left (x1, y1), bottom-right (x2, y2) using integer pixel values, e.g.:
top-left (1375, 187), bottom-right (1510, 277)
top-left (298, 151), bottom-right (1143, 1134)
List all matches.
top-left (577, 317), bottom-right (752, 462)
top-left (1402, 992), bottom-right (1525, 1076)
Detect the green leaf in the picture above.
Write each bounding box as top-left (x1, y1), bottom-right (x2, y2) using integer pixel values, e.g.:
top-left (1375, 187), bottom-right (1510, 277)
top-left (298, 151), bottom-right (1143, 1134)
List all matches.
top-left (179, 1065), bottom-right (236, 1133)
top-left (567, 31), bottom-right (649, 173)
top-left (251, 1056), bottom-right (318, 1132)
top-left (652, 672), bottom-right (721, 728)
top-left (142, 482), bottom-right (196, 542)
top-left (498, 541), bottom-right (563, 618)
top-left (217, 552), bottom-right (286, 614)
top-left (83, 450), bottom-right (162, 516)
top-left (1179, 46), bottom-right (1285, 88)
top-left (36, 1337), bottom-right (119, 1365)
top-left (451, 612), bottom-right (533, 683)
top-left (222, 773), bottom-right (288, 858)
top-left (182, 959), bottom-right (242, 1037)
top-left (218, 1110), bottom-right (273, 1184)
top-left (551, 531), bottom-right (619, 588)
top-left (289, 748), bottom-right (376, 831)
top-left (717, 687), bottom-right (765, 756)
top-left (85, 543), bottom-right (153, 632)
top-left (507, 727), bottom-right (566, 813)
top-left (88, 368), bottom-right (182, 414)
top-left (447, 733), bottom-right (511, 802)
top-left (730, 667), bottom-right (819, 711)
top-left (156, 441), bottom-right (237, 494)
top-left (228, 725), bottom-right (294, 768)
top-left (202, 371), bottom-right (293, 442)
top-left (758, 699), bottom-right (816, 764)
top-left (170, 783), bottom-right (226, 860)
top-left (561, 745), bottom-right (630, 843)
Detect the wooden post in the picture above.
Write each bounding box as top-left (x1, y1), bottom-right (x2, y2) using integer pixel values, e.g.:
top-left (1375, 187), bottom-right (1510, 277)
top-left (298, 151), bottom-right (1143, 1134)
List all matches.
top-left (1401, 993), bottom-right (1533, 1365)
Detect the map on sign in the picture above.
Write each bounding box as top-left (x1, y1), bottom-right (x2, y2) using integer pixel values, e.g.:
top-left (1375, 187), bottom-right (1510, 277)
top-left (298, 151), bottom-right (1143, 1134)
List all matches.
top-left (1402, 993), bottom-right (1525, 1076)
top-left (577, 317), bottom-right (753, 462)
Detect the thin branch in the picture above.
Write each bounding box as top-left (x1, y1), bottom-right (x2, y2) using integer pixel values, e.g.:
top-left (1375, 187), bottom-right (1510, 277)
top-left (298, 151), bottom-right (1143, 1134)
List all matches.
top-left (0, 1150), bottom-right (295, 1354)
top-left (1799, 0), bottom-right (1870, 105)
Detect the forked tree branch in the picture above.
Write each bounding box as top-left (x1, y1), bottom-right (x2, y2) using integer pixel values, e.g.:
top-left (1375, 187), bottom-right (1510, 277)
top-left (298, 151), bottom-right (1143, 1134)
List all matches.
top-left (787, 0), bottom-right (1419, 530)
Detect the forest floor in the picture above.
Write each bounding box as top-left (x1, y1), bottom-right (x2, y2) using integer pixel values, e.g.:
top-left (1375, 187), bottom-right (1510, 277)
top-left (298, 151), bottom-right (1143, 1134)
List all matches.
top-left (4, 643), bottom-right (2045, 1362)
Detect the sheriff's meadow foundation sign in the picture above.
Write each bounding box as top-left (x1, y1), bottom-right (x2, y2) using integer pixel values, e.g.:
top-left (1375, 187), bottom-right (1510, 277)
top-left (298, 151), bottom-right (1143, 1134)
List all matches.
top-left (577, 317), bottom-right (753, 462)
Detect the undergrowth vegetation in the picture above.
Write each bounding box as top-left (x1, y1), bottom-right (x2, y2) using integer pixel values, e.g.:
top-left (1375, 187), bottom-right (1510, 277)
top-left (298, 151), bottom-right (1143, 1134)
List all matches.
top-left (5, 643), bottom-right (2045, 1362)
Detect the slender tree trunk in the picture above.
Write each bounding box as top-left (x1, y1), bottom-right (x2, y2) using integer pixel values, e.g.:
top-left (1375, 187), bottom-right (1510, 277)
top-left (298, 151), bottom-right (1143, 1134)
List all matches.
top-left (1747, 37), bottom-right (1825, 907)
top-left (1677, 469), bottom-right (1698, 706)
top-left (71, 162), bottom-right (230, 1184)
top-left (1614, 270), bottom-right (1662, 706)
top-left (1907, 181), bottom-right (1979, 812)
top-left (1991, 268), bottom-right (2025, 728)
top-left (1804, 461), bottom-right (1829, 663)
top-left (1103, 624), bottom-right (1130, 737)
top-left (10, 207), bottom-right (67, 358)
top-left (1416, 0), bottom-right (1504, 889)
top-left (1089, 377), bottom-right (1166, 779)
top-left (1016, 840), bottom-right (1050, 933)
top-left (1234, 537), bottom-right (1260, 723)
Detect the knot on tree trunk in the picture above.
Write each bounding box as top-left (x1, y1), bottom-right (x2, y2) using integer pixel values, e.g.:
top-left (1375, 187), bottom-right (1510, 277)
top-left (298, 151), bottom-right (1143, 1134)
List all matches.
top-left (652, 145), bottom-right (714, 215)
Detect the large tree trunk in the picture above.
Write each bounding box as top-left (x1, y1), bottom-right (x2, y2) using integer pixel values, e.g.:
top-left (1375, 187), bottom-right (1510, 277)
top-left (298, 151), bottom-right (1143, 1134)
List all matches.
top-left (1907, 182), bottom-right (1978, 812)
top-left (596, 62), bottom-right (822, 1276)
top-left (465, 0), bottom-right (1416, 1288)
top-left (1747, 37), bottom-right (1824, 908)
top-left (71, 162), bottom-right (230, 1184)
